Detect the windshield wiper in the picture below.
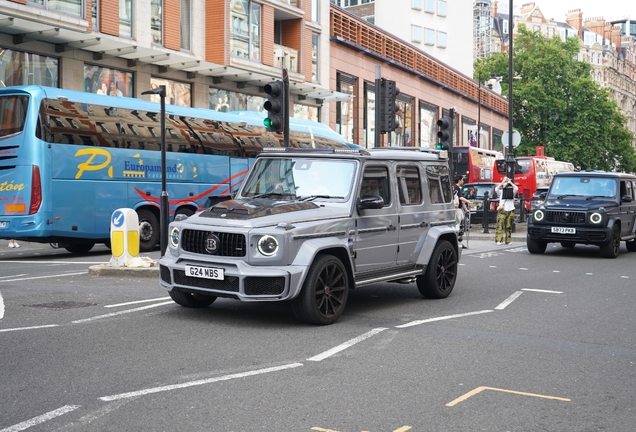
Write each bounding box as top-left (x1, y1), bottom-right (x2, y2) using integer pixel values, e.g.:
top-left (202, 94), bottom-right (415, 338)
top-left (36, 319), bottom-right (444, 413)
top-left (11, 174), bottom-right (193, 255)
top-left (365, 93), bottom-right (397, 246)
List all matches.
top-left (299, 195), bottom-right (344, 201)
top-left (251, 192), bottom-right (292, 199)
top-left (555, 194), bottom-right (581, 199)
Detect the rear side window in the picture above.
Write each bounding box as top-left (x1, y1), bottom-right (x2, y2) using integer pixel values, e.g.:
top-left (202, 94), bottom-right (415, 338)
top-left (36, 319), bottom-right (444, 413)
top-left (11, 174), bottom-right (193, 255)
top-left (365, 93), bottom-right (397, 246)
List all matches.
top-left (397, 165), bottom-right (422, 205)
top-left (425, 164), bottom-right (452, 204)
top-left (0, 95), bottom-right (29, 139)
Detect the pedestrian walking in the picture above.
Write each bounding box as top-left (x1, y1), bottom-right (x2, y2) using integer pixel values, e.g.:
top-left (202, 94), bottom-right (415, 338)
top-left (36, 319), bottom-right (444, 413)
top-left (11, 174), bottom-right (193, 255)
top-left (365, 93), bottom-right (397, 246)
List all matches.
top-left (495, 177), bottom-right (518, 245)
top-left (8, 239), bottom-right (20, 248)
top-left (454, 176), bottom-right (470, 247)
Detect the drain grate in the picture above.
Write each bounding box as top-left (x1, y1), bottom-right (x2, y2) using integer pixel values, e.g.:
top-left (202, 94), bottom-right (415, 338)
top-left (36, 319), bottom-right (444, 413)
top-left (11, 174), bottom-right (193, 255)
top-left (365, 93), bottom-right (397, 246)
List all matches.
top-left (25, 301), bottom-right (97, 310)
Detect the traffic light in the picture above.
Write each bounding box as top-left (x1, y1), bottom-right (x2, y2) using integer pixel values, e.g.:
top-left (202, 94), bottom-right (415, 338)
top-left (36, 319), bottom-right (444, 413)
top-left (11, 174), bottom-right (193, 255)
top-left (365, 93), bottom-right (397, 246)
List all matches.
top-left (378, 79), bottom-right (400, 133)
top-left (263, 80), bottom-right (285, 133)
top-left (436, 116), bottom-right (453, 151)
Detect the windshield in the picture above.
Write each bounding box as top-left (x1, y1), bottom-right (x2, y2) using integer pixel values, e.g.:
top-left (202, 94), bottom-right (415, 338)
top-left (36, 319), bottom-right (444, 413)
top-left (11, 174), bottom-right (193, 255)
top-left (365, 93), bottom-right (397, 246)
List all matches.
top-left (462, 184), bottom-right (495, 199)
top-left (0, 95), bottom-right (29, 139)
top-left (549, 177), bottom-right (617, 198)
top-left (241, 157), bottom-right (357, 200)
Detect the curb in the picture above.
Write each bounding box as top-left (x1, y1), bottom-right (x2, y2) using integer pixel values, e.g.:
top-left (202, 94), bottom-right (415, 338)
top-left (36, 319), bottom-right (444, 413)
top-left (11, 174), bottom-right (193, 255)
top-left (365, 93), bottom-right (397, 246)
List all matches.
top-left (88, 265), bottom-right (159, 278)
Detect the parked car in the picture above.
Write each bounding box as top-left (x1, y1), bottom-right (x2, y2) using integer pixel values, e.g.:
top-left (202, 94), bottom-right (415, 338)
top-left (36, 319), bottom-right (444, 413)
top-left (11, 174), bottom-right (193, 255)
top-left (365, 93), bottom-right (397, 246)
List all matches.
top-left (160, 147), bottom-right (461, 325)
top-left (530, 186), bottom-right (549, 210)
top-left (461, 182), bottom-right (499, 225)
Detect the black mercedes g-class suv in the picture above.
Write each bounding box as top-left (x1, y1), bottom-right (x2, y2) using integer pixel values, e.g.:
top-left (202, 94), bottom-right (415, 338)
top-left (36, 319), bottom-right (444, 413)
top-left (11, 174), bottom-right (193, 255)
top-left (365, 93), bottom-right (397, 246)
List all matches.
top-left (526, 171), bottom-right (636, 258)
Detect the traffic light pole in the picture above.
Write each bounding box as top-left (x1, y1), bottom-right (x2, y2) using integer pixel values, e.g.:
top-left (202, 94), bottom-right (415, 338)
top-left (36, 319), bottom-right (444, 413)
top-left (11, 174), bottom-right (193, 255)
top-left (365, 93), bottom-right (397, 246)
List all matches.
top-left (283, 68), bottom-right (290, 148)
top-left (449, 107), bottom-right (455, 181)
top-left (374, 65), bottom-right (381, 148)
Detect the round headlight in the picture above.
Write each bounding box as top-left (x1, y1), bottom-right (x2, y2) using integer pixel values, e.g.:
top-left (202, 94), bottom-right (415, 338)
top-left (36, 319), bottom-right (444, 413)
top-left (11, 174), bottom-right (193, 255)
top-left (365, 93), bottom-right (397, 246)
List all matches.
top-left (590, 212), bottom-right (602, 224)
top-left (533, 210), bottom-right (544, 222)
top-left (169, 227), bottom-right (180, 248)
top-left (257, 235), bottom-right (278, 256)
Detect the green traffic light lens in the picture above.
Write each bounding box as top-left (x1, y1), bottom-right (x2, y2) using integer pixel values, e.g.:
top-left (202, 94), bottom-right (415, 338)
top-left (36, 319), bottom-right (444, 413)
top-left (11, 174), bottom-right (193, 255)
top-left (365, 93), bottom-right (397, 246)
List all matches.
top-left (264, 118), bottom-right (272, 128)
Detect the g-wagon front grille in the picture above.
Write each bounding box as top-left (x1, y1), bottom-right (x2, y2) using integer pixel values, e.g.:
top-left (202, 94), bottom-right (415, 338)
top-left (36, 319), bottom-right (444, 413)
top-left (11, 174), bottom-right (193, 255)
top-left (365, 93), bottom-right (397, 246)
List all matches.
top-left (181, 230), bottom-right (246, 257)
top-left (546, 211), bottom-right (586, 225)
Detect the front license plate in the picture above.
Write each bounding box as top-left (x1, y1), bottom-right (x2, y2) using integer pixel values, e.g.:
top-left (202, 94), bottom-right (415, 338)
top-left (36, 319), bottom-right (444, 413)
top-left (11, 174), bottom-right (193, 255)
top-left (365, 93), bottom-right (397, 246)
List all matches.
top-left (0, 221), bottom-right (6, 228)
top-left (185, 265), bottom-right (224, 280)
top-left (551, 227), bottom-right (576, 234)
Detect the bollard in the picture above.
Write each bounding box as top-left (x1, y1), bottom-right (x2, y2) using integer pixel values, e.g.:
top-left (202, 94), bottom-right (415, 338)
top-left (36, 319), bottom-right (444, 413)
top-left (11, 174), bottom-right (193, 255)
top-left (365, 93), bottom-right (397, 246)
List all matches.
top-left (482, 191), bottom-right (490, 233)
top-left (109, 208), bottom-right (140, 266)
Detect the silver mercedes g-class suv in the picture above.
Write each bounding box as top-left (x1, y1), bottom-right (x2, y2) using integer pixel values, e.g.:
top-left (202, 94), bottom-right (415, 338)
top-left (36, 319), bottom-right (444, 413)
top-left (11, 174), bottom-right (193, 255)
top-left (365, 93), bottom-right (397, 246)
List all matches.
top-left (159, 147), bottom-right (461, 325)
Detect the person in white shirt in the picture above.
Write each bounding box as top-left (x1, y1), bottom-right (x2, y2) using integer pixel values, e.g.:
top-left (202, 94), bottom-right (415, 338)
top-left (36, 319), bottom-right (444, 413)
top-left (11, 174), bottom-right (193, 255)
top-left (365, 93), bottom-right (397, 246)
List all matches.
top-left (494, 177), bottom-right (518, 245)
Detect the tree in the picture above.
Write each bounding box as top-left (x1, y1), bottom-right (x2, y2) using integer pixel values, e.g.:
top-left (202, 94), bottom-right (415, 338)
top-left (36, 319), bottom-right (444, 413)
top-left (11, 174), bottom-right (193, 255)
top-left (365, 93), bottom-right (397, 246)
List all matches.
top-left (475, 25), bottom-right (636, 173)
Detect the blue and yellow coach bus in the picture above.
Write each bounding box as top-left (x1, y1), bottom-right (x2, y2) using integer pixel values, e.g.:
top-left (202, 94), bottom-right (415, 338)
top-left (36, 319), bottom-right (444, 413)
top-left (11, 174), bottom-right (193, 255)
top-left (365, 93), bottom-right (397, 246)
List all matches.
top-left (0, 85), bottom-right (350, 253)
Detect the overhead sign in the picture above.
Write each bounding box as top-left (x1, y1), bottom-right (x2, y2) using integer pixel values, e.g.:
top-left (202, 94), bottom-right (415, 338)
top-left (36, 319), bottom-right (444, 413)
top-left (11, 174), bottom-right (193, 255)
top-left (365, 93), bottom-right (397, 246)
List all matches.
top-left (502, 130), bottom-right (521, 148)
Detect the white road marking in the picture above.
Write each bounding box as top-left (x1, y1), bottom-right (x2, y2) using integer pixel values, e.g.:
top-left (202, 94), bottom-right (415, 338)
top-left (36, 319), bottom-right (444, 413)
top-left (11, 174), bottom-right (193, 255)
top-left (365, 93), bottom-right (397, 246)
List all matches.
top-left (307, 328), bottom-right (388, 362)
top-left (0, 272), bottom-right (86, 283)
top-left (519, 268), bottom-right (528, 270)
top-left (522, 288), bottom-right (563, 294)
top-left (621, 276), bottom-right (629, 279)
top-left (72, 301), bottom-right (174, 324)
top-left (586, 273), bottom-right (593, 275)
top-left (0, 291), bottom-right (4, 319)
top-left (553, 270), bottom-right (560, 273)
top-left (0, 274), bottom-right (28, 280)
top-left (0, 325), bottom-right (60, 333)
top-left (396, 310), bottom-right (493, 328)
top-left (495, 291), bottom-right (524, 310)
top-left (0, 404), bottom-right (80, 432)
top-left (99, 363), bottom-right (304, 402)
top-left (105, 297), bottom-right (171, 308)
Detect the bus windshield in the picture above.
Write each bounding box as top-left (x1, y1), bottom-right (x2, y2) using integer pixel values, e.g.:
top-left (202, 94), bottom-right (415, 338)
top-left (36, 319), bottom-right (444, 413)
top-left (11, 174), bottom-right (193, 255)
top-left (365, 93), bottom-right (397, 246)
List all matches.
top-left (0, 95), bottom-right (29, 138)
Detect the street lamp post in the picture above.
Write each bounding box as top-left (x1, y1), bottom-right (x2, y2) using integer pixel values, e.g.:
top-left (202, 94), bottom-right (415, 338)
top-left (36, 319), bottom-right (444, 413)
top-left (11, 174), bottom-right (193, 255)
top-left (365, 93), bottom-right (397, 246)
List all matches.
top-left (506, 0), bottom-right (515, 181)
top-left (141, 85), bottom-right (168, 257)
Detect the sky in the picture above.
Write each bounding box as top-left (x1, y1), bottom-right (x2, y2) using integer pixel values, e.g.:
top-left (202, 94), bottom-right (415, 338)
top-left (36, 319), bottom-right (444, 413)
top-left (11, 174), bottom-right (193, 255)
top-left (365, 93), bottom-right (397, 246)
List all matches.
top-left (501, 1), bottom-right (636, 22)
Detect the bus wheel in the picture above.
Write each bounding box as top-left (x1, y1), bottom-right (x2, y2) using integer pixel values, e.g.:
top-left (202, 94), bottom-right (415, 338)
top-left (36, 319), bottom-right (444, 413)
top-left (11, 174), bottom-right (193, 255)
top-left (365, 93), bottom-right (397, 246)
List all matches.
top-left (65, 243), bottom-right (94, 254)
top-left (169, 289), bottom-right (216, 308)
top-left (138, 209), bottom-right (159, 252)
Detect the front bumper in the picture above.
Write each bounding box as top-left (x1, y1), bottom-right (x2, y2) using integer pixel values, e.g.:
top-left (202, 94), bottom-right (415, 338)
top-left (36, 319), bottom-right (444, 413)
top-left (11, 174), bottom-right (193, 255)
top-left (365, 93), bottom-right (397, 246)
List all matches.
top-left (159, 252), bottom-right (308, 302)
top-left (527, 225), bottom-right (611, 244)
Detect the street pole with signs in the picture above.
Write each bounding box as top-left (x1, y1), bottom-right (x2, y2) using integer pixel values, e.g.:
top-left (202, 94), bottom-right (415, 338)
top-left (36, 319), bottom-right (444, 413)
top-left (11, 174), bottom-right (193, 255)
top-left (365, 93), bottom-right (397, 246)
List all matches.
top-left (141, 85), bottom-right (168, 256)
top-left (506, 0), bottom-right (515, 180)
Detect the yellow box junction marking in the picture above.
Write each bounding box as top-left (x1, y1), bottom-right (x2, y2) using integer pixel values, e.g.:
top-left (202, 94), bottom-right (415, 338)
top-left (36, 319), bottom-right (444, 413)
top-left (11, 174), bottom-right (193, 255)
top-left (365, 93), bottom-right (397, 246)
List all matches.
top-left (446, 386), bottom-right (571, 407)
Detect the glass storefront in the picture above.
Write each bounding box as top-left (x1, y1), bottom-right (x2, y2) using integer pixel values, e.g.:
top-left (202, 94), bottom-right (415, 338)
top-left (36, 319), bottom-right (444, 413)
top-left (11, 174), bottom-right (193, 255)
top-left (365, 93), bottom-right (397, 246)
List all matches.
top-left (0, 48), bottom-right (58, 87)
top-left (150, 77), bottom-right (191, 107)
top-left (84, 65), bottom-right (133, 97)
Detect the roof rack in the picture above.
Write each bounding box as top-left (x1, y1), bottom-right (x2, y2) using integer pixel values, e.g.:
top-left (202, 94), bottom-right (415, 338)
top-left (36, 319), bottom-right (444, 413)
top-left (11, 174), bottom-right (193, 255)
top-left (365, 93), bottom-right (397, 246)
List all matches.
top-left (369, 146), bottom-right (447, 158)
top-left (260, 147), bottom-right (370, 155)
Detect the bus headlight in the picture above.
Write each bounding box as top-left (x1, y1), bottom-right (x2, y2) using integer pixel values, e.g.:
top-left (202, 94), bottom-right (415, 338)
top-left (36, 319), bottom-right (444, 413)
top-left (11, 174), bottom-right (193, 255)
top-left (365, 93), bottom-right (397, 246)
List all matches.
top-left (257, 235), bottom-right (278, 256)
top-left (533, 210), bottom-right (544, 222)
top-left (590, 212), bottom-right (602, 224)
top-left (169, 227), bottom-right (180, 248)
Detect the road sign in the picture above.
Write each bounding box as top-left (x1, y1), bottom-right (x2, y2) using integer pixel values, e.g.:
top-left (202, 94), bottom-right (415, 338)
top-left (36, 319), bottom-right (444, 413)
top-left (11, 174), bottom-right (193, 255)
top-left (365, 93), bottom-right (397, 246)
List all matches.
top-left (502, 130), bottom-right (521, 148)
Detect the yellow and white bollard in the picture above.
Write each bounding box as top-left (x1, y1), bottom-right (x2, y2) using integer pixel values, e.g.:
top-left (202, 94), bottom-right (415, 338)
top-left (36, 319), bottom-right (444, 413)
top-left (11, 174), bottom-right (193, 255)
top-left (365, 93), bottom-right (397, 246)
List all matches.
top-left (109, 208), bottom-right (140, 266)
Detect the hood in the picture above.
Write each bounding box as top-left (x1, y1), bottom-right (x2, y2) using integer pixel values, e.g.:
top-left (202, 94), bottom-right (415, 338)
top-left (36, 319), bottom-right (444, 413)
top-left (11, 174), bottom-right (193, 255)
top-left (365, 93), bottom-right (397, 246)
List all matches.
top-left (192, 198), bottom-right (350, 227)
top-left (543, 198), bottom-right (618, 210)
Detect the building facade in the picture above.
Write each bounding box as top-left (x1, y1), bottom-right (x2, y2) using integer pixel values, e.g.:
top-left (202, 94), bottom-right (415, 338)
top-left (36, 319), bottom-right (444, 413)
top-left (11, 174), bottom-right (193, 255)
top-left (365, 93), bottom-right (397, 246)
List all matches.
top-left (329, 6), bottom-right (509, 151)
top-left (330, 0), bottom-right (474, 77)
top-left (0, 0), bottom-right (339, 124)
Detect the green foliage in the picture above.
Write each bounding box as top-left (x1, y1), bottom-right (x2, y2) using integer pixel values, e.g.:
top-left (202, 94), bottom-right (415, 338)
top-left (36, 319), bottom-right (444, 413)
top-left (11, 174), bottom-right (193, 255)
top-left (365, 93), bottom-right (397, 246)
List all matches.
top-left (475, 25), bottom-right (636, 173)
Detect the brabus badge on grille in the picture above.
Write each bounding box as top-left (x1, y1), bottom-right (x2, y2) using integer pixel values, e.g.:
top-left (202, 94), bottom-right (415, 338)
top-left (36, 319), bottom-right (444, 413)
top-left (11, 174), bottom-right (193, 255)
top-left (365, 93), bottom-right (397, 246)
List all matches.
top-left (205, 233), bottom-right (221, 254)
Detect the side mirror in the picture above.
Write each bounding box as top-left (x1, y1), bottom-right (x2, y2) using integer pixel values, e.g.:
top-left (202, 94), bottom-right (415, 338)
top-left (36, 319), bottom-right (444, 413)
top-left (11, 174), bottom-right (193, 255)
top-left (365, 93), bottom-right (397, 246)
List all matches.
top-left (358, 195), bottom-right (384, 210)
top-left (539, 192), bottom-right (547, 201)
top-left (621, 194), bottom-right (633, 203)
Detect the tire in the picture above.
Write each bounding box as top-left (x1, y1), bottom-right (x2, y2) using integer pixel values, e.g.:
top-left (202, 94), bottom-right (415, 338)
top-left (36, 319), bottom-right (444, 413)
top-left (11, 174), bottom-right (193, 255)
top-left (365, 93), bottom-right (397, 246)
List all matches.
top-left (627, 240), bottom-right (636, 252)
top-left (291, 254), bottom-right (349, 325)
top-left (138, 209), bottom-right (159, 252)
top-left (169, 289), bottom-right (217, 308)
top-left (416, 240), bottom-right (457, 299)
top-left (600, 225), bottom-right (620, 258)
top-left (526, 236), bottom-right (547, 254)
top-left (64, 243), bottom-right (95, 254)
top-left (560, 241), bottom-right (576, 248)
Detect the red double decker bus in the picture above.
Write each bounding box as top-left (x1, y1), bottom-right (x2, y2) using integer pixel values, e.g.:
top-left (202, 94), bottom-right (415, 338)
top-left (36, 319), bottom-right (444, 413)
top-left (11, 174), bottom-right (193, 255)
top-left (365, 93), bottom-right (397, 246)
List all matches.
top-left (494, 155), bottom-right (574, 208)
top-left (452, 146), bottom-right (503, 183)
